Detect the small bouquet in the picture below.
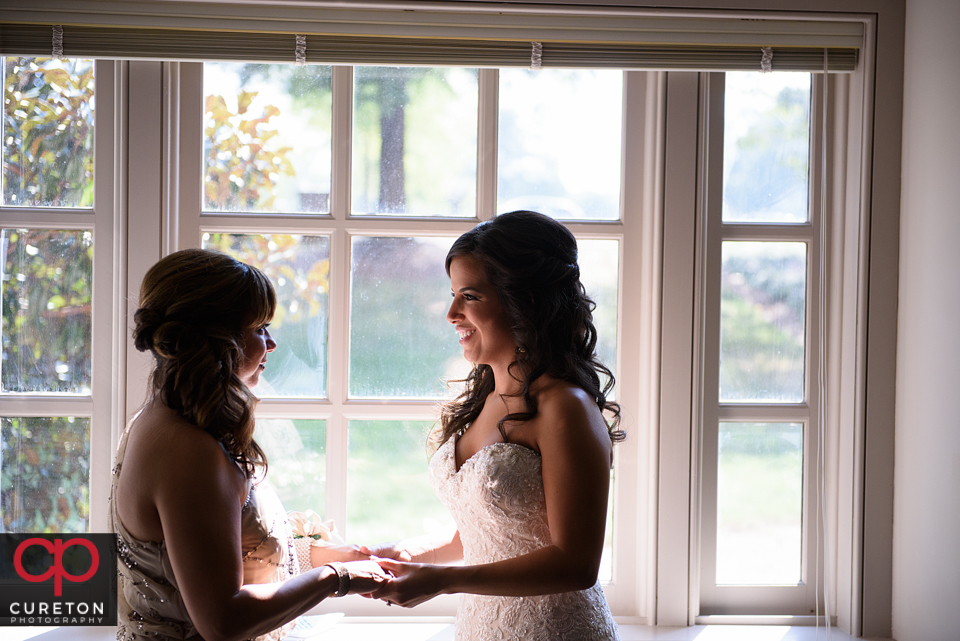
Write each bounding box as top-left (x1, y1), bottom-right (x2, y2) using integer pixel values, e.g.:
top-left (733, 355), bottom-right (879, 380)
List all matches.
top-left (288, 510), bottom-right (345, 547)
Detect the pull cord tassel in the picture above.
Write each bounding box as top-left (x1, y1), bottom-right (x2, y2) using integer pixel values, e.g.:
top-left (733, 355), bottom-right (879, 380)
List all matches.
top-left (530, 42), bottom-right (543, 70)
top-left (295, 35), bottom-right (307, 66)
top-left (52, 25), bottom-right (64, 60)
top-left (760, 46), bottom-right (773, 73)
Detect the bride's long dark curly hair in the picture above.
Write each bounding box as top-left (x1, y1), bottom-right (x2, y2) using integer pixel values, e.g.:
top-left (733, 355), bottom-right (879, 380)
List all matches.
top-left (436, 210), bottom-right (624, 449)
top-left (132, 248), bottom-right (276, 477)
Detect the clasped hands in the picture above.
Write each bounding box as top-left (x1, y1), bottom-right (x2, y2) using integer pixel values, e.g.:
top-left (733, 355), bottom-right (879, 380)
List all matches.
top-left (315, 543), bottom-right (442, 608)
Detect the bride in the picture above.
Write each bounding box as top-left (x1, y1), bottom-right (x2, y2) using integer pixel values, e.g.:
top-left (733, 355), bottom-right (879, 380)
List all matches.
top-left (367, 211), bottom-right (624, 640)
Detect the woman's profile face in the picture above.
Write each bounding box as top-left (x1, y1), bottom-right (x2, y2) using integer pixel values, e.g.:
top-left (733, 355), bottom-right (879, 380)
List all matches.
top-left (446, 255), bottom-right (515, 368)
top-left (237, 322), bottom-right (277, 388)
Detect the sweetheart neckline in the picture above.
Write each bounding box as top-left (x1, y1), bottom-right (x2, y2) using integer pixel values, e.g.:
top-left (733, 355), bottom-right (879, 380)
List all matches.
top-left (450, 438), bottom-right (541, 475)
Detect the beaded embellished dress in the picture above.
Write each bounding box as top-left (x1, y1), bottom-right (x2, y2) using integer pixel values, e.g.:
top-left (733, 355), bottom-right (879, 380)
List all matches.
top-left (111, 427), bottom-right (298, 641)
top-left (429, 437), bottom-right (620, 641)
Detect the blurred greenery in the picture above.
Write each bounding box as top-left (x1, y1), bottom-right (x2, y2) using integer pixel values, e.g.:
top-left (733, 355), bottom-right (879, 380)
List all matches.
top-left (346, 420), bottom-right (451, 544)
top-left (723, 74), bottom-right (810, 222)
top-left (717, 423), bottom-right (802, 527)
top-left (235, 63), bottom-right (476, 217)
top-left (2, 57), bottom-right (95, 208)
top-left (207, 63), bottom-right (334, 214)
top-left (720, 243), bottom-right (806, 402)
top-left (497, 69), bottom-right (622, 220)
top-left (255, 418), bottom-right (326, 514)
top-left (203, 233), bottom-right (330, 397)
top-left (2, 229), bottom-right (93, 393)
top-left (203, 89), bottom-right (296, 212)
top-left (1, 417), bottom-right (90, 533)
top-left (350, 236), bottom-right (466, 399)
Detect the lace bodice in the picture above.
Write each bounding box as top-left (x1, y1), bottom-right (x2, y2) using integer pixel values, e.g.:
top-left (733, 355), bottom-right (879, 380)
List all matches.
top-left (429, 437), bottom-right (620, 641)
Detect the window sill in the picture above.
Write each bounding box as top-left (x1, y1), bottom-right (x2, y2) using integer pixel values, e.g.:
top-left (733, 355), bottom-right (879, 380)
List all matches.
top-left (7, 621), bottom-right (877, 641)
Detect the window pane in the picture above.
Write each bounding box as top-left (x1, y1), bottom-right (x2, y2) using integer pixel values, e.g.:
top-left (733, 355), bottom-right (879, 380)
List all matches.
top-left (256, 418), bottom-right (326, 515)
top-left (723, 72), bottom-right (811, 223)
top-left (203, 233), bottom-right (330, 398)
top-left (716, 422), bottom-right (803, 585)
top-left (720, 241), bottom-right (806, 403)
top-left (2, 57), bottom-right (95, 208)
top-left (578, 239), bottom-right (619, 381)
top-left (349, 236), bottom-right (469, 399)
top-left (352, 67), bottom-right (478, 217)
top-left (1, 229), bottom-right (92, 393)
top-left (203, 63), bottom-right (333, 214)
top-left (1, 416), bottom-right (90, 533)
top-left (600, 469), bottom-right (614, 584)
top-left (498, 69), bottom-right (622, 220)
top-left (578, 239), bottom-right (620, 584)
top-left (346, 420), bottom-right (453, 543)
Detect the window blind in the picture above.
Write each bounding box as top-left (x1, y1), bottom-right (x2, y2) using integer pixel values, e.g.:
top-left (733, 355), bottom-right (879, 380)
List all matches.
top-left (0, 23), bottom-right (857, 71)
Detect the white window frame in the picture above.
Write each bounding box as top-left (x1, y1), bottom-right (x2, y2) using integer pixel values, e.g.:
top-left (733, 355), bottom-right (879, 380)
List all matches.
top-left (0, 58), bottom-right (125, 535)
top-left (4, 2), bottom-right (900, 636)
top-left (121, 61), bottom-right (655, 619)
top-left (696, 71), bottom-right (825, 617)
top-left (656, 19), bottom-right (886, 631)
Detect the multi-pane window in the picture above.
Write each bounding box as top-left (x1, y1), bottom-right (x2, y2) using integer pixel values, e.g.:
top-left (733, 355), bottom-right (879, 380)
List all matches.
top-left (700, 71), bottom-right (821, 615)
top-left (1, 57), bottom-right (99, 534)
top-left (197, 63), bottom-right (629, 603)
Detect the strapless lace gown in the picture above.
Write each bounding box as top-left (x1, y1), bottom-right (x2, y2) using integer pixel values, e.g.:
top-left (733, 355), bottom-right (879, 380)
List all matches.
top-left (429, 437), bottom-right (620, 641)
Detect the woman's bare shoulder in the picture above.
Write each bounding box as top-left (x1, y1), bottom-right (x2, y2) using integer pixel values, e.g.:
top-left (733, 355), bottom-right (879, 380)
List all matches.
top-left (530, 378), bottom-right (607, 438)
top-left (124, 402), bottom-right (246, 491)
top-left (534, 378), bottom-right (599, 416)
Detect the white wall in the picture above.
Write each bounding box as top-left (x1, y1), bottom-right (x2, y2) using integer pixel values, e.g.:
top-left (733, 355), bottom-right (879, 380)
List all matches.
top-left (893, 1), bottom-right (960, 639)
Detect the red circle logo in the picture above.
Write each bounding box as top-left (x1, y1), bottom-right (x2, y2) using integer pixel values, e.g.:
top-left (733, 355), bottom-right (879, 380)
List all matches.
top-left (13, 537), bottom-right (100, 596)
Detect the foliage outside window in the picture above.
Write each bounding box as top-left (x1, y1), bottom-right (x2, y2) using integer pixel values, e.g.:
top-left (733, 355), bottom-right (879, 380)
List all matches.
top-left (2, 57), bottom-right (95, 208)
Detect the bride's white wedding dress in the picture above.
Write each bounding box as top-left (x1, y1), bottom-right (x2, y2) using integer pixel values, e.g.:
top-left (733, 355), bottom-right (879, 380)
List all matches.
top-left (430, 437), bottom-right (620, 641)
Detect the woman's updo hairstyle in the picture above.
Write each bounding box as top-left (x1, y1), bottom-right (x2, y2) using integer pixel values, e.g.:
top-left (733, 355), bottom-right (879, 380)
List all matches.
top-left (438, 210), bottom-right (623, 446)
top-left (133, 248), bottom-right (276, 476)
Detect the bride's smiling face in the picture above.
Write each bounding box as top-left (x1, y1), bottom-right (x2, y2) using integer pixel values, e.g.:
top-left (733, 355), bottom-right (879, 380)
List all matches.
top-left (446, 255), bottom-right (516, 368)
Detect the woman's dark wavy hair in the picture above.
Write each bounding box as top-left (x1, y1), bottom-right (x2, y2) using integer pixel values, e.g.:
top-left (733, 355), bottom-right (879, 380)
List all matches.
top-left (132, 248), bottom-right (276, 477)
top-left (437, 210), bottom-right (624, 448)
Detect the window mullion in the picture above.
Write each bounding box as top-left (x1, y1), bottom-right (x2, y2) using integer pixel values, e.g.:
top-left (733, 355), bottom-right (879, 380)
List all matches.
top-left (90, 58), bottom-right (122, 532)
top-left (330, 65), bottom-right (352, 220)
top-left (169, 61), bottom-right (204, 250)
top-left (326, 63), bottom-right (353, 534)
top-left (476, 68), bottom-right (498, 221)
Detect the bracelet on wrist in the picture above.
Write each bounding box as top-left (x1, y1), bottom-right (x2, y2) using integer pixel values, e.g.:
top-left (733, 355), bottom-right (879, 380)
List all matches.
top-left (324, 562), bottom-right (350, 597)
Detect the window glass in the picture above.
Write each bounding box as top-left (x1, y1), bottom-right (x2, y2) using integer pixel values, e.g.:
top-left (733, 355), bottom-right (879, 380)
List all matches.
top-left (716, 422), bottom-right (803, 585)
top-left (352, 67), bottom-right (478, 217)
top-left (720, 241), bottom-right (806, 403)
top-left (498, 69), bottom-right (622, 220)
top-left (1, 229), bottom-right (93, 394)
top-left (2, 57), bottom-right (95, 208)
top-left (1, 416), bottom-right (90, 533)
top-left (203, 63), bottom-right (333, 214)
top-left (203, 233), bottom-right (330, 398)
top-left (722, 72), bottom-right (811, 223)
top-left (255, 418), bottom-right (326, 515)
top-left (349, 236), bottom-right (469, 399)
top-left (578, 238), bottom-right (620, 381)
top-left (346, 420), bottom-right (453, 543)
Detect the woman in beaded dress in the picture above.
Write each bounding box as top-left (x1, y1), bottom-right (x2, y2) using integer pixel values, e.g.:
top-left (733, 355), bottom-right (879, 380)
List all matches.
top-left (366, 211), bottom-right (623, 640)
top-left (112, 249), bottom-right (388, 641)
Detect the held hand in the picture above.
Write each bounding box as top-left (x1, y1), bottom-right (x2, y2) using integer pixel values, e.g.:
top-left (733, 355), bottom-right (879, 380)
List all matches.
top-left (342, 560), bottom-right (393, 595)
top-left (310, 543), bottom-right (371, 566)
top-left (369, 559), bottom-right (445, 608)
top-left (358, 542), bottom-right (413, 562)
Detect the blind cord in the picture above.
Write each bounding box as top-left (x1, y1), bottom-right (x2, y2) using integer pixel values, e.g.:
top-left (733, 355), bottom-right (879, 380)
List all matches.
top-left (817, 46), bottom-right (833, 641)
